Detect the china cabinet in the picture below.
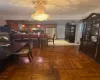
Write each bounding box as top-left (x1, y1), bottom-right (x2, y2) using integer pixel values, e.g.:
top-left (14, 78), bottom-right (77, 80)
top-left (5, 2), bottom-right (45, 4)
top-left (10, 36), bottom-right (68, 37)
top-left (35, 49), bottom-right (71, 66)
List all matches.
top-left (80, 13), bottom-right (100, 62)
top-left (65, 23), bottom-right (76, 43)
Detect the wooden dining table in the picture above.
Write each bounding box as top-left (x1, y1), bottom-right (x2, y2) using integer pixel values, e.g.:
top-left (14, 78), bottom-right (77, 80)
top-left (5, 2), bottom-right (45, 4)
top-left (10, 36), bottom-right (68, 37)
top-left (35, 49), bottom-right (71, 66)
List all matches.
top-left (12, 33), bottom-right (48, 39)
top-left (11, 33), bottom-right (49, 47)
top-left (0, 42), bottom-right (28, 72)
top-left (9, 42), bottom-right (28, 53)
top-left (0, 42), bottom-right (28, 59)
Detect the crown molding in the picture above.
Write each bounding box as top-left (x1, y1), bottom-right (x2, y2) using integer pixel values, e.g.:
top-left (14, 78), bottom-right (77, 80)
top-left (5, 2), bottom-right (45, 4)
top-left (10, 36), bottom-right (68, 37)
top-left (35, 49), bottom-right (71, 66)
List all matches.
top-left (1, 14), bottom-right (82, 20)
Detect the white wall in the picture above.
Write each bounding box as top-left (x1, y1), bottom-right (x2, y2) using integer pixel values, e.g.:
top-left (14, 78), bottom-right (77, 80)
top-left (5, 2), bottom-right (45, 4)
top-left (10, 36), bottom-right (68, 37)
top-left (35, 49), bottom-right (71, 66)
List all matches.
top-left (56, 23), bottom-right (65, 39)
top-left (75, 21), bottom-right (83, 43)
top-left (56, 21), bottom-right (83, 43)
top-left (0, 19), bottom-right (6, 26)
top-left (75, 22), bottom-right (80, 43)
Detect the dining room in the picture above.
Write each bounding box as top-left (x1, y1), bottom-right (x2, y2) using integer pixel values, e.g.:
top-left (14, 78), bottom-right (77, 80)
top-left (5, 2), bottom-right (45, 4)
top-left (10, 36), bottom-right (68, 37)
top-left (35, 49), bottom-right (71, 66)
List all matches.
top-left (1, 0), bottom-right (100, 80)
top-left (0, 20), bottom-right (79, 75)
top-left (6, 20), bottom-right (57, 47)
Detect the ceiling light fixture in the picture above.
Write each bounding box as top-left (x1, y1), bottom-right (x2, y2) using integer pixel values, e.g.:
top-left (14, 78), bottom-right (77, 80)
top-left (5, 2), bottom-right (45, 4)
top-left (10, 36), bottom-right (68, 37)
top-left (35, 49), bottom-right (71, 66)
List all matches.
top-left (31, 0), bottom-right (49, 21)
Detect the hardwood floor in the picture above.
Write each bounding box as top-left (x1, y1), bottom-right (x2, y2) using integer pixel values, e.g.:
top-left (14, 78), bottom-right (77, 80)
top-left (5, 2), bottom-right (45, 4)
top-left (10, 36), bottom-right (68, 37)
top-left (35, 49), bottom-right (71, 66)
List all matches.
top-left (1, 46), bottom-right (100, 80)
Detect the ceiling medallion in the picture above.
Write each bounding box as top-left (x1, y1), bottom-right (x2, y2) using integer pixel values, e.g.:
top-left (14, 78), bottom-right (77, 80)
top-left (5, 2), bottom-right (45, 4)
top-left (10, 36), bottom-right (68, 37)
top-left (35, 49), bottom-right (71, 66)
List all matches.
top-left (31, 0), bottom-right (49, 21)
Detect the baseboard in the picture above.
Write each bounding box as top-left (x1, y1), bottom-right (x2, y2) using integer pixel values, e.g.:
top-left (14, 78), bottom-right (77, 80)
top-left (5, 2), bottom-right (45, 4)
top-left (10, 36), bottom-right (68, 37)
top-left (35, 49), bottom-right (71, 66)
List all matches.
top-left (56, 38), bottom-right (65, 40)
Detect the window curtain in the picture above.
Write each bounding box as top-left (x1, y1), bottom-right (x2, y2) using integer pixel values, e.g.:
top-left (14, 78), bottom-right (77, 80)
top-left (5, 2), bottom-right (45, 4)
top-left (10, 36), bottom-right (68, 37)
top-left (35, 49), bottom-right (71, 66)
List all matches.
top-left (46, 28), bottom-right (56, 38)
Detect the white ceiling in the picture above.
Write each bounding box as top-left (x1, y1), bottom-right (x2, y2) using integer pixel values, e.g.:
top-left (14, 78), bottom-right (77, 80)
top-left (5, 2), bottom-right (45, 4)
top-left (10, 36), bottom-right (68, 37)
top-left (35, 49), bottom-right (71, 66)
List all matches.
top-left (0, 0), bottom-right (100, 20)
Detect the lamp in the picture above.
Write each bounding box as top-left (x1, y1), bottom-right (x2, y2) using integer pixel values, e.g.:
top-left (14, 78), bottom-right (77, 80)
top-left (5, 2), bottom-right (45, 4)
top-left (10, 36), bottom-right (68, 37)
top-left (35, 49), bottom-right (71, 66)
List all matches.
top-left (31, 0), bottom-right (49, 21)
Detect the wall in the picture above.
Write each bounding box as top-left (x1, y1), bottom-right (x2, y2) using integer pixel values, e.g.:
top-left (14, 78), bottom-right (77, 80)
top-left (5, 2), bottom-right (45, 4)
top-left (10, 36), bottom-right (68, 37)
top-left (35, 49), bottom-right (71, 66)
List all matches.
top-left (4, 20), bottom-right (83, 43)
top-left (0, 20), bottom-right (6, 26)
top-left (6, 20), bottom-right (19, 31)
top-left (56, 21), bottom-right (83, 43)
top-left (75, 21), bottom-right (83, 43)
top-left (56, 23), bottom-right (65, 39)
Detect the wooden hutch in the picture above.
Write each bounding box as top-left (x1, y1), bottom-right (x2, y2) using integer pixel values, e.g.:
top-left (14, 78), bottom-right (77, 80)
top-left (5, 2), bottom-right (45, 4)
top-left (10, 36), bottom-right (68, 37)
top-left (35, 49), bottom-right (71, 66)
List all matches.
top-left (79, 13), bottom-right (100, 63)
top-left (65, 23), bottom-right (76, 43)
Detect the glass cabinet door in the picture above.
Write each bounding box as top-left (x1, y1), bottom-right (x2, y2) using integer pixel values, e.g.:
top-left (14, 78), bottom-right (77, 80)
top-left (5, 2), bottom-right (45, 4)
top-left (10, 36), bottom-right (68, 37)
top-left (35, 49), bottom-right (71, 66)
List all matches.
top-left (83, 22), bottom-right (92, 41)
top-left (91, 20), bottom-right (99, 42)
top-left (92, 21), bottom-right (99, 36)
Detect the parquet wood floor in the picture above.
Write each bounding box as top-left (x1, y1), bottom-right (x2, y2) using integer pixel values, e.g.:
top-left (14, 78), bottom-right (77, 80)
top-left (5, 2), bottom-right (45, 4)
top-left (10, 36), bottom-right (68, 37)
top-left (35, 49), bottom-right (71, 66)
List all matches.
top-left (1, 46), bottom-right (100, 80)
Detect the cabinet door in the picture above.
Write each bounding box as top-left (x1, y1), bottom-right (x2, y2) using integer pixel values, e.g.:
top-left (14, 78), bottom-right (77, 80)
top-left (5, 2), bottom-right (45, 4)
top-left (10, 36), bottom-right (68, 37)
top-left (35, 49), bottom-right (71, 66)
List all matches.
top-left (91, 21), bottom-right (99, 42)
top-left (65, 26), bottom-right (70, 40)
top-left (69, 25), bottom-right (76, 43)
top-left (83, 22), bottom-right (91, 41)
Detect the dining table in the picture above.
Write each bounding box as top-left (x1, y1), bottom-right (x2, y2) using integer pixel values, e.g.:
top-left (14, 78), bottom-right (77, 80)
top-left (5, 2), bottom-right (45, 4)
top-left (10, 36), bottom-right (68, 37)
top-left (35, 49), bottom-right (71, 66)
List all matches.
top-left (9, 42), bottom-right (28, 53)
top-left (11, 33), bottom-right (49, 47)
top-left (0, 42), bottom-right (28, 72)
top-left (0, 42), bottom-right (28, 59)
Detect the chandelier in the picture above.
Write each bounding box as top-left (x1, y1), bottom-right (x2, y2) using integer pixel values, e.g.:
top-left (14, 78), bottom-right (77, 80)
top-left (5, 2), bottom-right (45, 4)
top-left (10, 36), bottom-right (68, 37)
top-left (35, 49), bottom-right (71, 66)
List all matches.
top-left (31, 0), bottom-right (49, 21)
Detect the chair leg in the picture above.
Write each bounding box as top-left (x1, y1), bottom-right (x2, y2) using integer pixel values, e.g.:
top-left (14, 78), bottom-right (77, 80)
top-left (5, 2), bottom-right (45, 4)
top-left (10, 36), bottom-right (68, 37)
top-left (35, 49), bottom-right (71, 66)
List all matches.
top-left (40, 39), bottom-right (42, 48)
top-left (53, 40), bottom-right (54, 46)
top-left (29, 43), bottom-right (33, 59)
top-left (28, 53), bottom-right (31, 62)
top-left (30, 50), bottom-right (33, 58)
top-left (47, 39), bottom-right (48, 46)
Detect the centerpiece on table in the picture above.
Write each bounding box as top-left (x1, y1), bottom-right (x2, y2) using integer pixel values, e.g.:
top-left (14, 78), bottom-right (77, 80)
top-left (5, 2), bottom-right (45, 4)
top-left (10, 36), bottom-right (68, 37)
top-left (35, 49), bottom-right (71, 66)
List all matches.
top-left (0, 36), bottom-right (9, 42)
top-left (0, 36), bottom-right (10, 46)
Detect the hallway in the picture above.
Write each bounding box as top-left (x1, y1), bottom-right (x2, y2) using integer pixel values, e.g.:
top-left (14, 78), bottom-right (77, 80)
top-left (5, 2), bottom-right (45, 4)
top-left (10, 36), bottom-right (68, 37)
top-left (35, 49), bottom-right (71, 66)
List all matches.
top-left (1, 46), bottom-right (100, 80)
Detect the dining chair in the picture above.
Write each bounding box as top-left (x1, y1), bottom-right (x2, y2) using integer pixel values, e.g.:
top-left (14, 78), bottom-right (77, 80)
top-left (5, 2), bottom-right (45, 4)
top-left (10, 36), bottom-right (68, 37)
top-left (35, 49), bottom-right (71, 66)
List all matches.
top-left (40, 34), bottom-right (48, 47)
top-left (13, 40), bottom-right (33, 62)
top-left (29, 40), bottom-right (33, 58)
top-left (29, 34), bottom-right (39, 48)
top-left (48, 34), bottom-right (55, 46)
